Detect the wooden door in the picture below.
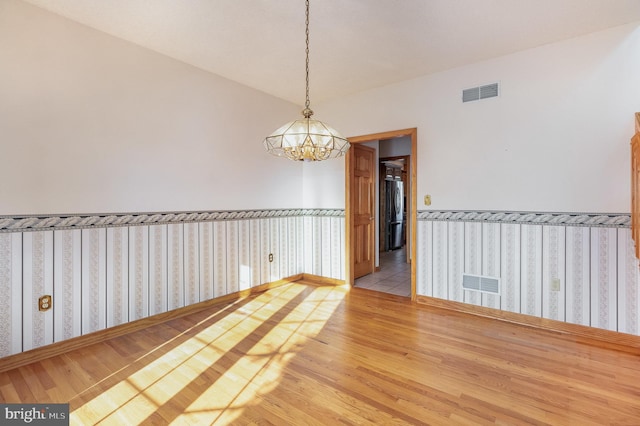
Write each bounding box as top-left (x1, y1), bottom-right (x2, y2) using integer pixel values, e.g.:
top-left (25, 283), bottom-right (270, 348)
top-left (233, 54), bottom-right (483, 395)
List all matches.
top-left (353, 144), bottom-right (375, 278)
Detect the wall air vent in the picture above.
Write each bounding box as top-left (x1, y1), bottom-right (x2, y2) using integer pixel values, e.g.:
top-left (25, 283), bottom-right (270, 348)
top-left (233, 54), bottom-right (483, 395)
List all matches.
top-left (462, 82), bottom-right (499, 103)
top-left (462, 273), bottom-right (500, 295)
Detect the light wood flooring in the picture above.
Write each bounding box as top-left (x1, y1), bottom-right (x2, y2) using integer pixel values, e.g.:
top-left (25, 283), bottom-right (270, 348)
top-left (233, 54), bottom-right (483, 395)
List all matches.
top-left (1, 281), bottom-right (640, 425)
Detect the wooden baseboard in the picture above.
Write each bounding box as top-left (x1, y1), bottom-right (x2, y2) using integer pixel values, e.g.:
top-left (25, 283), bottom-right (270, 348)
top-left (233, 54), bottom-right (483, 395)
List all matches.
top-left (300, 273), bottom-right (346, 287)
top-left (0, 274), bottom-right (303, 374)
top-left (416, 295), bottom-right (640, 350)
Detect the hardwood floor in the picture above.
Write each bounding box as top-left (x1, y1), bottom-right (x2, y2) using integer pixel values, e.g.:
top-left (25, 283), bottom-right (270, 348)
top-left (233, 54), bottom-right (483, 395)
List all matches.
top-left (1, 281), bottom-right (639, 425)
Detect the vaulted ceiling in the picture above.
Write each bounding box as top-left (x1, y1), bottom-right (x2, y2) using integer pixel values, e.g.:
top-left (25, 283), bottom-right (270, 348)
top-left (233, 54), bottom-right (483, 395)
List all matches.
top-left (21, 0), bottom-right (640, 104)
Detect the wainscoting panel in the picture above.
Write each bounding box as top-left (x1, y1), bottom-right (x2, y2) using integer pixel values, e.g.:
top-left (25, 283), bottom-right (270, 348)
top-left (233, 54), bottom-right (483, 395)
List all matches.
top-left (23, 232), bottom-right (54, 351)
top-left (321, 216), bottom-right (332, 278)
top-left (82, 228), bottom-right (106, 335)
top-left (288, 217), bottom-right (299, 279)
top-left (565, 227), bottom-right (590, 327)
top-left (464, 222), bottom-right (482, 306)
top-left (249, 219), bottom-right (262, 288)
top-left (269, 218), bottom-right (281, 282)
top-left (184, 223), bottom-right (200, 306)
top-left (417, 211), bottom-right (640, 336)
top-left (448, 222), bottom-right (465, 303)
top-left (617, 229), bottom-right (639, 335)
top-left (500, 224), bottom-right (520, 314)
top-left (542, 226), bottom-right (566, 322)
top-left (238, 220), bottom-right (252, 292)
top-left (520, 225), bottom-right (543, 317)
top-left (54, 230), bottom-right (82, 342)
top-left (167, 223), bottom-right (185, 311)
top-left (199, 222), bottom-right (214, 301)
top-left (214, 221), bottom-right (228, 298)
top-left (591, 228), bottom-right (618, 331)
top-left (149, 225), bottom-right (168, 316)
top-left (302, 216), bottom-right (313, 276)
top-left (297, 217), bottom-right (305, 278)
top-left (417, 220), bottom-right (431, 296)
top-left (431, 222), bottom-right (447, 300)
top-left (106, 227), bottom-right (128, 328)
top-left (260, 218), bottom-right (270, 284)
top-left (482, 223), bottom-right (501, 309)
top-left (0, 233), bottom-right (22, 357)
top-left (312, 216), bottom-right (322, 276)
top-left (279, 217), bottom-right (290, 281)
top-left (129, 225), bottom-right (150, 321)
top-left (227, 221), bottom-right (240, 294)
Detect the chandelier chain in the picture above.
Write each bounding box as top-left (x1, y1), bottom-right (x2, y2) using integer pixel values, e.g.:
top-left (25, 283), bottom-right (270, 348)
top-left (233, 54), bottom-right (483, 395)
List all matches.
top-left (305, 0), bottom-right (310, 110)
top-left (263, 0), bottom-right (349, 161)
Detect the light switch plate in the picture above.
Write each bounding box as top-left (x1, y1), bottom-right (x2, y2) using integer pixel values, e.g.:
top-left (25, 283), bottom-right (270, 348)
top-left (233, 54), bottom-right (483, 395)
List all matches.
top-left (424, 195), bottom-right (431, 206)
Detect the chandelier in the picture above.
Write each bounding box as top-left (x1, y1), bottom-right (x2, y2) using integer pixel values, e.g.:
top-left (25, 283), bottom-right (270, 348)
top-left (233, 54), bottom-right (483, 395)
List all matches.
top-left (263, 0), bottom-right (350, 162)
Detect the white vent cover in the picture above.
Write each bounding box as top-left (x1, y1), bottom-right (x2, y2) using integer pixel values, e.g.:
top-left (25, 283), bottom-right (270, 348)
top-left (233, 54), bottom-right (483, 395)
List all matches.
top-left (462, 273), bottom-right (500, 295)
top-left (462, 83), bottom-right (499, 103)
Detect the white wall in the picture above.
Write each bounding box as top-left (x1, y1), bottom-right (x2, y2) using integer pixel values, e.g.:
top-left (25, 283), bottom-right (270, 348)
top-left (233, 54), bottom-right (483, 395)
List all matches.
top-left (307, 21), bottom-right (640, 213)
top-left (0, 0), bottom-right (302, 215)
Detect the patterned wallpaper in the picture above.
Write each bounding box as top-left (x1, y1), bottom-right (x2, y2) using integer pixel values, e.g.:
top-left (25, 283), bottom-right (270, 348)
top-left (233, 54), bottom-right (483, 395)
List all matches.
top-left (417, 211), bottom-right (639, 336)
top-left (1, 208), bottom-right (638, 358)
top-left (0, 209), bottom-right (344, 357)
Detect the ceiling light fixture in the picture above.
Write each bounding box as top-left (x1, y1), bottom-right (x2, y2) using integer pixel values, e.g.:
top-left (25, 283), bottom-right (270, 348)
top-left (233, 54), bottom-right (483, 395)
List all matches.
top-left (263, 0), bottom-right (349, 162)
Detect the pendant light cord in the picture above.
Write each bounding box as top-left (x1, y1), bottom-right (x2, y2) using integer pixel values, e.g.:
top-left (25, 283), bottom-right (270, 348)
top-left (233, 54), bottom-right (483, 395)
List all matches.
top-left (304, 0), bottom-right (312, 116)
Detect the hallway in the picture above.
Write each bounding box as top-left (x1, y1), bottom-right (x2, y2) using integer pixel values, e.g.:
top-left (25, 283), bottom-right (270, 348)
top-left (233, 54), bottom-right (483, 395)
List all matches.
top-left (354, 248), bottom-right (410, 297)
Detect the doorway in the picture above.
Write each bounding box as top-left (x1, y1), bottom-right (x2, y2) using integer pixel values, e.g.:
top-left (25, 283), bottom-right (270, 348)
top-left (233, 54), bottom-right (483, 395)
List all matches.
top-left (345, 128), bottom-right (417, 300)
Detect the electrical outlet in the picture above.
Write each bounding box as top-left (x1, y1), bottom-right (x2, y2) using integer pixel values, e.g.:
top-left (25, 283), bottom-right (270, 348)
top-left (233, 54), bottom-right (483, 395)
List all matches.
top-left (269, 253), bottom-right (274, 263)
top-left (424, 195), bottom-right (431, 206)
top-left (38, 295), bottom-right (52, 311)
top-left (551, 278), bottom-right (561, 292)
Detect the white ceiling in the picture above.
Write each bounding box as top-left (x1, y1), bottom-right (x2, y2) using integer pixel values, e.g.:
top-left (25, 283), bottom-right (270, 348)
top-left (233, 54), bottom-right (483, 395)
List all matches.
top-left (21, 0), bottom-right (640, 105)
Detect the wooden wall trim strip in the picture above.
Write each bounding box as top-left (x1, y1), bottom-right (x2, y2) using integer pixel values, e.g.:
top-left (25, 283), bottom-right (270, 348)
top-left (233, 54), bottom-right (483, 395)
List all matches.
top-left (0, 274), bottom-right (303, 373)
top-left (300, 273), bottom-right (346, 286)
top-left (416, 295), bottom-right (640, 350)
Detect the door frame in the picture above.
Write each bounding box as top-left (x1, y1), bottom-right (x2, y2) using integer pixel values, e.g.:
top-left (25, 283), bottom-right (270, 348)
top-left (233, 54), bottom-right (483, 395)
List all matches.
top-left (345, 128), bottom-right (418, 300)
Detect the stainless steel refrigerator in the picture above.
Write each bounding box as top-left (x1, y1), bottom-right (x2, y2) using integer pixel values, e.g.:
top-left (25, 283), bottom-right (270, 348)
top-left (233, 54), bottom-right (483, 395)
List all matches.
top-left (385, 179), bottom-right (404, 250)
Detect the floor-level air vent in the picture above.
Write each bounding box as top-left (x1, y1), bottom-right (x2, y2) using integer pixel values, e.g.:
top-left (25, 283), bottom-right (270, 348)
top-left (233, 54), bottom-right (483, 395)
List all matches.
top-left (462, 274), bottom-right (500, 295)
top-left (462, 82), bottom-right (499, 103)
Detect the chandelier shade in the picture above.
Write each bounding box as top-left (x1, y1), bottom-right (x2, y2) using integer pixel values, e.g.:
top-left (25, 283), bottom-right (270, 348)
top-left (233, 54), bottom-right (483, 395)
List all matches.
top-left (263, 115), bottom-right (349, 162)
top-left (263, 0), bottom-right (349, 162)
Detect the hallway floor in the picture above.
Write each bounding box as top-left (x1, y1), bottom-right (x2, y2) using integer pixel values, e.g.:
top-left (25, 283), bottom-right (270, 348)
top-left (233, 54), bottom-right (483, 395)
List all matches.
top-left (354, 248), bottom-right (411, 297)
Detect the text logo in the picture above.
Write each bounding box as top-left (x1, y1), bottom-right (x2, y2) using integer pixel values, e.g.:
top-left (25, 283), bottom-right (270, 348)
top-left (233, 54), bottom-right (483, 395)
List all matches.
top-left (1, 404), bottom-right (69, 425)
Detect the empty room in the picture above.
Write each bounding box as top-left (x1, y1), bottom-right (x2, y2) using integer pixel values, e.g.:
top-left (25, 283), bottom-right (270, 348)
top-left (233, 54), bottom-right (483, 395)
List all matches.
top-left (1, 0), bottom-right (640, 424)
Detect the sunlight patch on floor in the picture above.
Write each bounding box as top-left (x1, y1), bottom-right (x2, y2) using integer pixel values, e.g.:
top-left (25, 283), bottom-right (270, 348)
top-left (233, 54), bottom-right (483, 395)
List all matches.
top-left (177, 285), bottom-right (345, 425)
top-left (70, 283), bottom-right (346, 425)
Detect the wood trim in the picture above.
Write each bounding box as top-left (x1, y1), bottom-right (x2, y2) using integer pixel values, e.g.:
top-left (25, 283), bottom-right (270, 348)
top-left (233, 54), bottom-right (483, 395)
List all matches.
top-left (300, 273), bottom-right (347, 286)
top-left (631, 112), bottom-right (640, 259)
top-left (348, 128), bottom-right (418, 144)
top-left (0, 274), bottom-right (303, 373)
top-left (409, 130), bottom-right (417, 301)
top-left (416, 295), bottom-right (640, 350)
top-left (345, 128), bottom-right (418, 302)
